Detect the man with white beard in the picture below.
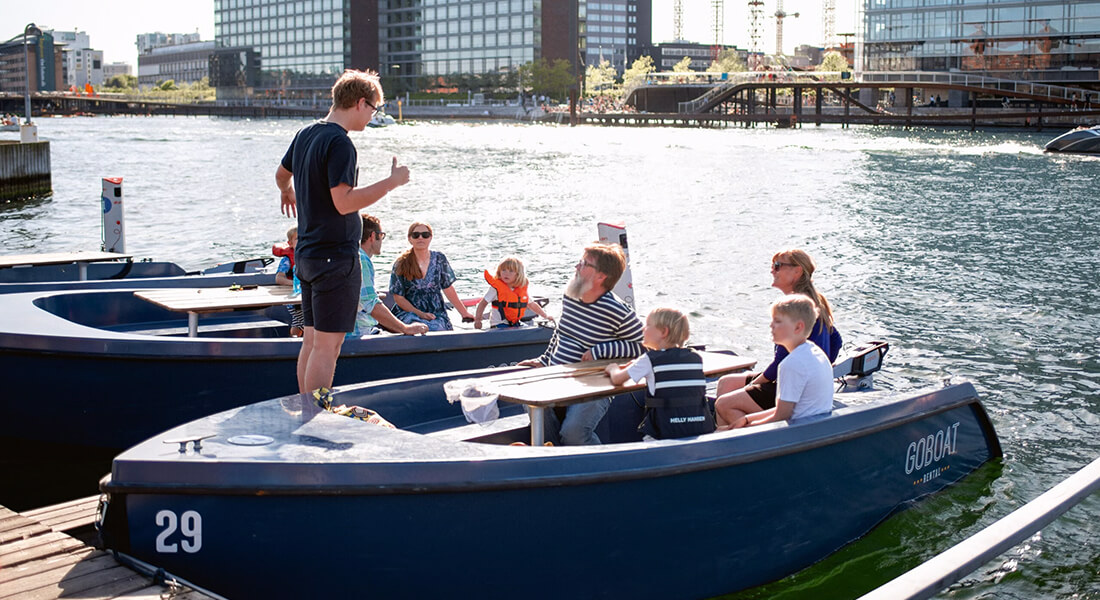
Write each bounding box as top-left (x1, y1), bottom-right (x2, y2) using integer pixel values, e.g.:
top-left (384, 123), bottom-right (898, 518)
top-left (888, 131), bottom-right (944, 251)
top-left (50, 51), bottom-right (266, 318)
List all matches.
top-left (518, 243), bottom-right (645, 445)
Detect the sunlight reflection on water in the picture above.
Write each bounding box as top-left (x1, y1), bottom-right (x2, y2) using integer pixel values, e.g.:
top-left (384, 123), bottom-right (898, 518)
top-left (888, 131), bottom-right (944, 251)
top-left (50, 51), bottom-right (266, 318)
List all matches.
top-left (2, 118), bottom-right (1097, 598)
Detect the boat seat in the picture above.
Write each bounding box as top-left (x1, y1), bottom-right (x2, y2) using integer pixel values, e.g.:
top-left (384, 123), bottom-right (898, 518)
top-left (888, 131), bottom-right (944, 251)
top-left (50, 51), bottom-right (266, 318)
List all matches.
top-left (422, 413), bottom-right (531, 444)
top-left (118, 318), bottom-right (288, 337)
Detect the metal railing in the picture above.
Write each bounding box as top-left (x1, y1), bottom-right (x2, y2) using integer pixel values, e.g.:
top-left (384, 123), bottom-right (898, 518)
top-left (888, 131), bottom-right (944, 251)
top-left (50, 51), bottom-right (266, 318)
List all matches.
top-left (666, 70), bottom-right (1094, 113)
top-left (860, 455), bottom-right (1100, 600)
top-left (670, 72), bottom-right (849, 113)
top-left (859, 71), bottom-right (1090, 102)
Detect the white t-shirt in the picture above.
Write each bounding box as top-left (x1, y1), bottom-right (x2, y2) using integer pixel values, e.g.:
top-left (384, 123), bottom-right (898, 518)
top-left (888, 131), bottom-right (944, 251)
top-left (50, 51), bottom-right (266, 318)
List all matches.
top-left (481, 288), bottom-right (504, 326)
top-left (776, 341), bottom-right (834, 420)
top-left (625, 353), bottom-right (656, 395)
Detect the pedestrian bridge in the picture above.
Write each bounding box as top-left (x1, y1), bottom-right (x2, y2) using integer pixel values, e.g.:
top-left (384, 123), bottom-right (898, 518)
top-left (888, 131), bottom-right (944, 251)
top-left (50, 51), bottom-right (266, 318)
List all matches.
top-left (626, 71), bottom-right (1097, 115)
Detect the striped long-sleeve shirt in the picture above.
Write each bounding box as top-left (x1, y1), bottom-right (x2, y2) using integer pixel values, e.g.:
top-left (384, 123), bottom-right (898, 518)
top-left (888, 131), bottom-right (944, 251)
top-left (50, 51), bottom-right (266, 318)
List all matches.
top-left (537, 292), bottom-right (645, 366)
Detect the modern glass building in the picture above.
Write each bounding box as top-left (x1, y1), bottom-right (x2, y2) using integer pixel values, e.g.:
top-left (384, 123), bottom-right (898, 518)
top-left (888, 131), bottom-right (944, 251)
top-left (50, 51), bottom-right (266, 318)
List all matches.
top-left (584, 0), bottom-right (651, 74)
top-left (214, 0), bottom-right (372, 99)
top-left (859, 0), bottom-right (1100, 84)
top-left (213, 0), bottom-right (650, 98)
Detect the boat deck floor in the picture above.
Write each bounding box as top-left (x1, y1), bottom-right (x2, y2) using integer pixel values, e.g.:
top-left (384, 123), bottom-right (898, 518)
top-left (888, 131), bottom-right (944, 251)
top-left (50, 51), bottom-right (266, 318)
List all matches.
top-left (0, 497), bottom-right (216, 599)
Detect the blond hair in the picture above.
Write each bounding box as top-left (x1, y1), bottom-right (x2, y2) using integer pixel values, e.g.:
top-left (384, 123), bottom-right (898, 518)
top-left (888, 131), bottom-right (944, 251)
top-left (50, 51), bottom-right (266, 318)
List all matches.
top-left (331, 69), bottom-right (383, 110)
top-left (394, 222), bottom-right (433, 280)
top-left (286, 226), bottom-right (297, 242)
top-left (584, 243), bottom-right (626, 292)
top-left (647, 307), bottom-right (690, 347)
top-left (496, 256), bottom-right (528, 289)
top-left (772, 294), bottom-right (819, 333)
top-left (772, 248), bottom-right (834, 330)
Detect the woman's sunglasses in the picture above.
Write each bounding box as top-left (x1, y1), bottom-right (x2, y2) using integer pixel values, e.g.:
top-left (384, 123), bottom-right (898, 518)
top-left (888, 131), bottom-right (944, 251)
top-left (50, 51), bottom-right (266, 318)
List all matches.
top-left (410, 231), bottom-right (432, 239)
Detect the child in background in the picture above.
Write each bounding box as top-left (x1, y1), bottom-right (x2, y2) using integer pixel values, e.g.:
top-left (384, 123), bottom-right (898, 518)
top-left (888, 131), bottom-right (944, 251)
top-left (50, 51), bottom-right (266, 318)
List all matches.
top-left (718, 294), bottom-right (834, 430)
top-left (474, 257), bottom-right (553, 329)
top-left (274, 227), bottom-right (304, 337)
top-left (605, 307), bottom-right (714, 440)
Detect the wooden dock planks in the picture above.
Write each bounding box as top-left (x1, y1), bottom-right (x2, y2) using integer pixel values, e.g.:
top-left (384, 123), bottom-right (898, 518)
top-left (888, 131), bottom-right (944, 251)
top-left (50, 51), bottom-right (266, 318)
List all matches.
top-left (0, 499), bottom-right (215, 600)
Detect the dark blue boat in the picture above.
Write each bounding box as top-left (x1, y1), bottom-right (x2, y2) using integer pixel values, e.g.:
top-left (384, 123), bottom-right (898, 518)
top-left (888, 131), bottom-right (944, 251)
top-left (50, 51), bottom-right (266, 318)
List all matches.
top-left (98, 364), bottom-right (1001, 600)
top-left (0, 287), bottom-right (553, 457)
top-left (0, 256), bottom-right (274, 294)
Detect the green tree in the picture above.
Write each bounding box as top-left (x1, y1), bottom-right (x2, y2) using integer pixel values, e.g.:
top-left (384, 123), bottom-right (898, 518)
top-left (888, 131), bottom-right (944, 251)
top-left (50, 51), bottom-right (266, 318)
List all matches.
top-left (621, 55), bottom-right (655, 93)
top-left (157, 79), bottom-right (178, 91)
top-left (519, 58), bottom-right (575, 101)
top-left (585, 59), bottom-right (618, 96)
top-left (819, 51), bottom-right (851, 78)
top-left (672, 56), bottom-right (694, 72)
top-left (104, 74), bottom-right (137, 91)
top-left (709, 49), bottom-right (747, 73)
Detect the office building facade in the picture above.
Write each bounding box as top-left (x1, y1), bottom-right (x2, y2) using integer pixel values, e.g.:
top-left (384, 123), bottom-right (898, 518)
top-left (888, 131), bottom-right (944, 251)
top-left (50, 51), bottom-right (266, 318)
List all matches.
top-left (0, 30), bottom-right (63, 93)
top-left (214, 0), bottom-right (374, 99)
top-left (584, 0), bottom-right (651, 74)
top-left (860, 0), bottom-right (1100, 83)
top-left (138, 41), bottom-right (217, 87)
top-left (212, 0), bottom-right (648, 98)
top-left (650, 41), bottom-right (746, 71)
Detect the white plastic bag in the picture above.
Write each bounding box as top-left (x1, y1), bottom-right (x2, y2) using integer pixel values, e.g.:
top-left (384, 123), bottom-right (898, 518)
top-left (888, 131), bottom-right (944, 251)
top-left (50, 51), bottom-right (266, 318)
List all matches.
top-left (443, 379), bottom-right (500, 424)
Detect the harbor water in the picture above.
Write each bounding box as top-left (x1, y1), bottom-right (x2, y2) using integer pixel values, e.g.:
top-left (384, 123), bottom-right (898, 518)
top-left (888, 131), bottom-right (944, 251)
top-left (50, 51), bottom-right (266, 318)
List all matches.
top-left (1, 116), bottom-right (1097, 599)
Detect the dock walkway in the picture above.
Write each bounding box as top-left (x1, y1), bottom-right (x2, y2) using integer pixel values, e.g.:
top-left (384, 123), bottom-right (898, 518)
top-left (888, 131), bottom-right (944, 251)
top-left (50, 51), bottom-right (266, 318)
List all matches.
top-left (0, 497), bottom-right (214, 599)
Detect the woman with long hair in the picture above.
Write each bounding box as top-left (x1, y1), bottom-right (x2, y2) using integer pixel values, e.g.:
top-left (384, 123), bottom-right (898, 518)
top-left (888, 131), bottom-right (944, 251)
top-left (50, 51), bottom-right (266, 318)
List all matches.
top-left (388, 222), bottom-right (474, 331)
top-left (714, 249), bottom-right (842, 429)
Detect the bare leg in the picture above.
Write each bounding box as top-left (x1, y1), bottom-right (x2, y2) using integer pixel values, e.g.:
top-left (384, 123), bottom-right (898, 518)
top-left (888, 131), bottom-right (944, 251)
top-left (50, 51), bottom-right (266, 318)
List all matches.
top-left (715, 388), bottom-right (762, 429)
top-left (297, 326), bottom-right (315, 394)
top-left (302, 329), bottom-right (346, 394)
top-left (716, 372), bottom-right (754, 398)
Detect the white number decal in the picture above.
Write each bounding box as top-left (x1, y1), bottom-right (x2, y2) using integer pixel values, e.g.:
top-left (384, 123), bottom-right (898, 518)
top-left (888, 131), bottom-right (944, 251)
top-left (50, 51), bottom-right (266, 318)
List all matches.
top-left (155, 510), bottom-right (203, 554)
top-left (155, 510), bottom-right (177, 553)
top-left (180, 511), bottom-right (203, 553)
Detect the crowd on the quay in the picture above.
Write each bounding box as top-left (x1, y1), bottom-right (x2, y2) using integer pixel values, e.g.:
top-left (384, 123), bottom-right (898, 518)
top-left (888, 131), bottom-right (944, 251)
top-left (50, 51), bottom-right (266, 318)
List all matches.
top-left (276, 69), bottom-right (843, 447)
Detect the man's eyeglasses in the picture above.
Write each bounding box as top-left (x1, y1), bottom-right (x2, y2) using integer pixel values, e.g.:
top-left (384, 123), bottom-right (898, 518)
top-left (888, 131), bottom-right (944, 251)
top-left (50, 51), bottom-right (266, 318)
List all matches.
top-left (410, 231), bottom-right (432, 239)
top-left (363, 98), bottom-right (378, 112)
top-left (577, 260), bottom-right (597, 270)
top-left (772, 261), bottom-right (797, 271)
top-left (374, 231), bottom-right (386, 240)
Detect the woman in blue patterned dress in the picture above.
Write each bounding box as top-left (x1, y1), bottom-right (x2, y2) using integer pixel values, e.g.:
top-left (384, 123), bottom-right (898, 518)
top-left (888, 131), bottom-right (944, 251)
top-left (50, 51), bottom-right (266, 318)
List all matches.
top-left (388, 222), bottom-right (475, 331)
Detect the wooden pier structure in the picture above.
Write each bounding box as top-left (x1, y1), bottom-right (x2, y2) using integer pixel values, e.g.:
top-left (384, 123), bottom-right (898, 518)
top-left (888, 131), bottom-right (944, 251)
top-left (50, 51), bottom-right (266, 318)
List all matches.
top-left (0, 497), bottom-right (215, 599)
top-left (0, 141), bottom-right (51, 201)
top-left (623, 70), bottom-right (1100, 131)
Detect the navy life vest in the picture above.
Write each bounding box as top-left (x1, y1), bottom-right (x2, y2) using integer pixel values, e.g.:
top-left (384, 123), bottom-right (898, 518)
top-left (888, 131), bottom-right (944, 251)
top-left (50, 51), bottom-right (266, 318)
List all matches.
top-left (640, 348), bottom-right (714, 440)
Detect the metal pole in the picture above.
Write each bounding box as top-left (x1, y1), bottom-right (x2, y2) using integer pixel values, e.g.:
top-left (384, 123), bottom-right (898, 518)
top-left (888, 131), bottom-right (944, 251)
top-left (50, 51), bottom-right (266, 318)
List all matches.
top-left (23, 24), bottom-right (34, 125)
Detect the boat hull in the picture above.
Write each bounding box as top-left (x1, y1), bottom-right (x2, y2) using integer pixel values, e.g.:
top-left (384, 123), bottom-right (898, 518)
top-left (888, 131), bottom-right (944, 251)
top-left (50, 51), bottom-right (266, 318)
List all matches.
top-left (0, 258), bottom-right (274, 294)
top-left (100, 383), bottom-right (1000, 599)
top-left (0, 289), bottom-right (552, 453)
top-left (1044, 126), bottom-right (1100, 153)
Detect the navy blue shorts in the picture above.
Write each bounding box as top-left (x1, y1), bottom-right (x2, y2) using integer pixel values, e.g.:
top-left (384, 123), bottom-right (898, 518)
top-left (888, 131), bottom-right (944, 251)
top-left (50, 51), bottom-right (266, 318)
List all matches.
top-left (296, 256), bottom-right (360, 333)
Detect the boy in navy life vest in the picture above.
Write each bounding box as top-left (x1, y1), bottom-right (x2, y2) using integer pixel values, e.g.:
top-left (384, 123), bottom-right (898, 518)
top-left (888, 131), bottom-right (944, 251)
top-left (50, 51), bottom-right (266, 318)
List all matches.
top-left (473, 256), bottom-right (553, 329)
top-left (605, 308), bottom-right (715, 439)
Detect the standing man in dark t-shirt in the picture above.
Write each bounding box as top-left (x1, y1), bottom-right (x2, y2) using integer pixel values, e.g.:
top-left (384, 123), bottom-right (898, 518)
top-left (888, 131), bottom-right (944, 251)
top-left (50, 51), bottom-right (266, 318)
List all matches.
top-left (275, 69), bottom-right (410, 396)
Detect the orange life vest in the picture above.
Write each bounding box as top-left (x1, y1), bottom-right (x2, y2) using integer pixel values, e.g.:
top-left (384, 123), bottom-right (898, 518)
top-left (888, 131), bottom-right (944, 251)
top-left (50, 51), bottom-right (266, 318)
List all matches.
top-left (483, 270), bottom-right (528, 325)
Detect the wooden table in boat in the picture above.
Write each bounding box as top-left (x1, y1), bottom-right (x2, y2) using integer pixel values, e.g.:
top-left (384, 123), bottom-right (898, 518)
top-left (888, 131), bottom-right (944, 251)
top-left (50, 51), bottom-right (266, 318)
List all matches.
top-left (134, 285), bottom-right (298, 337)
top-left (478, 351), bottom-right (756, 446)
top-left (0, 250), bottom-right (132, 280)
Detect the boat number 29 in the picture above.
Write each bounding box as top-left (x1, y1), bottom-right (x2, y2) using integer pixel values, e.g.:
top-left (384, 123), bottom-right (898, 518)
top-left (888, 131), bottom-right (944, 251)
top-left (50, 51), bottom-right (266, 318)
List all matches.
top-left (155, 510), bottom-right (202, 553)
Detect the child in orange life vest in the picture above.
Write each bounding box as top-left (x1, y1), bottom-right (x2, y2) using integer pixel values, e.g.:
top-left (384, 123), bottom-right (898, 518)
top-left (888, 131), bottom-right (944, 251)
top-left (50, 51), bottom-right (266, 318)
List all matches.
top-left (273, 227), bottom-right (304, 337)
top-left (474, 257), bottom-right (553, 329)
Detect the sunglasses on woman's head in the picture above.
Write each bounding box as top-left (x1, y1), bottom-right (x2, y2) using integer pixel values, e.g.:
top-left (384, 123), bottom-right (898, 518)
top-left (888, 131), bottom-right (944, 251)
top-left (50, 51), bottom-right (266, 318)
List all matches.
top-left (410, 231), bottom-right (432, 239)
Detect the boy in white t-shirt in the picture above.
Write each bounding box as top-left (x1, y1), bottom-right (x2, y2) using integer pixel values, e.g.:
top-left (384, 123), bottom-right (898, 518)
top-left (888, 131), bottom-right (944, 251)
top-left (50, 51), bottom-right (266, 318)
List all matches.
top-left (725, 294), bottom-right (834, 429)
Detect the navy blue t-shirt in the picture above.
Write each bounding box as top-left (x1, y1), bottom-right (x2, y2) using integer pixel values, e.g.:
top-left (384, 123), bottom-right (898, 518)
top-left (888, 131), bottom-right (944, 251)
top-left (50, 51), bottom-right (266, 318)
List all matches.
top-left (280, 121), bottom-right (360, 259)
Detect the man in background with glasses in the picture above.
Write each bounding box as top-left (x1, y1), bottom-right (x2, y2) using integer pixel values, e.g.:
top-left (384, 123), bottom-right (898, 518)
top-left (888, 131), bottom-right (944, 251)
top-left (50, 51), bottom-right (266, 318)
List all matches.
top-left (519, 243), bottom-right (645, 445)
top-left (275, 69), bottom-right (411, 397)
